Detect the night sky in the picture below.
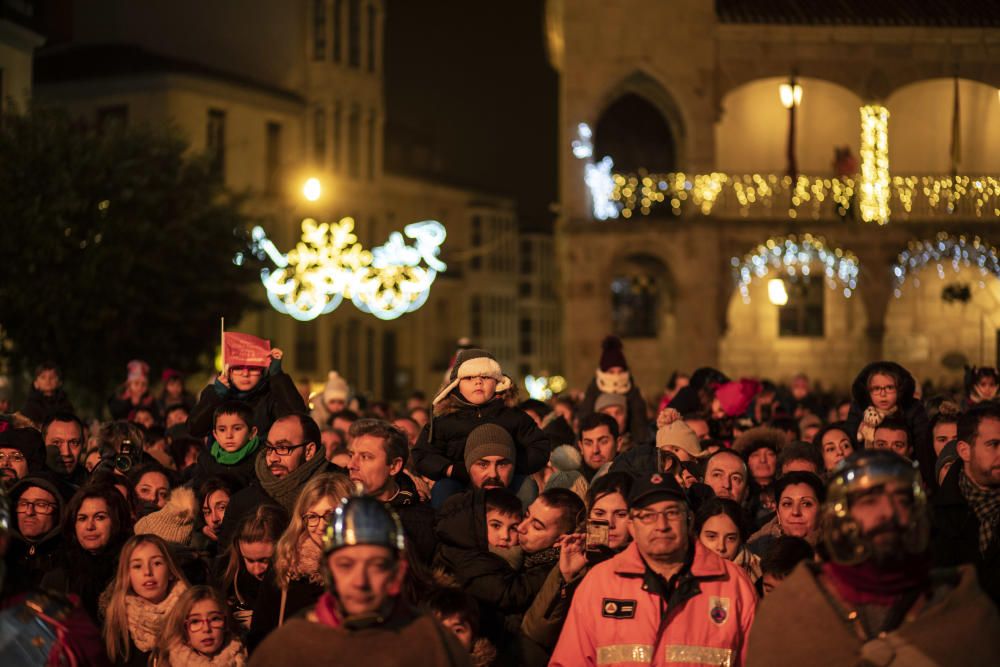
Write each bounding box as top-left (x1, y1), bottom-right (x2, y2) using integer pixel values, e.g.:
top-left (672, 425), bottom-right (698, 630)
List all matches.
top-left (384, 0), bottom-right (558, 231)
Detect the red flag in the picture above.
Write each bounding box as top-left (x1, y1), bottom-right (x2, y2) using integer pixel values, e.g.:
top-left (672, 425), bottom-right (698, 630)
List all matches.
top-left (223, 331), bottom-right (271, 368)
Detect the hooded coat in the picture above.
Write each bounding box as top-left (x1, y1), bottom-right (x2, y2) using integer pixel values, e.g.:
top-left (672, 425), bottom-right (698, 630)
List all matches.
top-left (20, 387), bottom-right (75, 426)
top-left (3, 476), bottom-right (65, 597)
top-left (844, 361), bottom-right (933, 487)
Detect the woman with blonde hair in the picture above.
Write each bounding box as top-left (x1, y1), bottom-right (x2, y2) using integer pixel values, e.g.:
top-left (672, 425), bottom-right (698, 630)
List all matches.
top-left (246, 471), bottom-right (351, 650)
top-left (102, 534), bottom-right (189, 666)
top-left (153, 585), bottom-right (247, 666)
top-left (219, 504), bottom-right (289, 630)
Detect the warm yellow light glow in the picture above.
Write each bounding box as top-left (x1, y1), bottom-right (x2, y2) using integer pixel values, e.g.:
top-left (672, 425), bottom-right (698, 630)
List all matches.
top-left (859, 105), bottom-right (890, 224)
top-left (767, 278), bottom-right (789, 306)
top-left (303, 177), bottom-right (322, 202)
top-left (779, 83), bottom-right (803, 109)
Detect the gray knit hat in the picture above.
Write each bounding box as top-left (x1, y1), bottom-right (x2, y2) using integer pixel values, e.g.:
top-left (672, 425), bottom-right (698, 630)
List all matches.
top-left (595, 392), bottom-right (627, 414)
top-left (464, 424), bottom-right (516, 472)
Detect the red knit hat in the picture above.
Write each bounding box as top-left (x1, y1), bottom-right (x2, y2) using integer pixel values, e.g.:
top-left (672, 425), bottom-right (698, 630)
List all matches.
top-left (599, 336), bottom-right (628, 371)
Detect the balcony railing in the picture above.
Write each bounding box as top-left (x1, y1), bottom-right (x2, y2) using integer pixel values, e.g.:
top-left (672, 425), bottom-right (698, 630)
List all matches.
top-left (602, 171), bottom-right (1000, 222)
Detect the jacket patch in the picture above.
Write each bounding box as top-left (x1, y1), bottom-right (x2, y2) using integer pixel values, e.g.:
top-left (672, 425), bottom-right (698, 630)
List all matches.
top-left (708, 596), bottom-right (730, 625)
top-left (601, 598), bottom-right (637, 619)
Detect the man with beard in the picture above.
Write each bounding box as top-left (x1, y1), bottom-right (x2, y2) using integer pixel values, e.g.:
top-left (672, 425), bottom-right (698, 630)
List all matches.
top-left (931, 402), bottom-right (1000, 605)
top-left (748, 450), bottom-right (1000, 666)
top-left (0, 428), bottom-right (45, 489)
top-left (218, 413), bottom-right (331, 547)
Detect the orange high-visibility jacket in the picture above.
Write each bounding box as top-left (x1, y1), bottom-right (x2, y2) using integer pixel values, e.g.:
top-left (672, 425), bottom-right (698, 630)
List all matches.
top-left (550, 541), bottom-right (757, 667)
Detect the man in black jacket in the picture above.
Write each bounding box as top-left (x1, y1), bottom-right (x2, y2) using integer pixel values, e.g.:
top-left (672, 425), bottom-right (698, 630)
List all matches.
top-left (930, 401), bottom-right (1000, 606)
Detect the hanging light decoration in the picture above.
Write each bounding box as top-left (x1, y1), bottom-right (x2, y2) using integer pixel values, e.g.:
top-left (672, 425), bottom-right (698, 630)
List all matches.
top-left (732, 234), bottom-right (860, 303)
top-left (891, 232), bottom-right (1000, 298)
top-left (859, 104), bottom-right (891, 224)
top-left (525, 374), bottom-right (568, 401)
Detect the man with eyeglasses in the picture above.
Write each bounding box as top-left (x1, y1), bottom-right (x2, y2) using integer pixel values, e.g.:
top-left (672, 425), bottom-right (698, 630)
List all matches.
top-left (0, 427), bottom-right (45, 489)
top-left (218, 413), bottom-right (333, 548)
top-left (551, 472), bottom-right (757, 667)
top-left (3, 475), bottom-right (65, 597)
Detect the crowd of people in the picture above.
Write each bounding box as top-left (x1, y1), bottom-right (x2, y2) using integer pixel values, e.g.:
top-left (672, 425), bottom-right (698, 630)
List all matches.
top-left (1, 334), bottom-right (1000, 666)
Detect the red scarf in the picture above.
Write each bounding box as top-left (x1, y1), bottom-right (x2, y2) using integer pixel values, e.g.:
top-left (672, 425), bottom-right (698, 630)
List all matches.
top-left (821, 557), bottom-right (929, 606)
top-left (314, 593), bottom-right (343, 629)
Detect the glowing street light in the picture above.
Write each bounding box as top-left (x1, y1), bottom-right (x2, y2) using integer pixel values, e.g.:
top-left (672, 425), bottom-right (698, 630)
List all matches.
top-left (779, 83), bottom-right (803, 109)
top-left (303, 177), bottom-right (322, 202)
top-left (768, 278), bottom-right (789, 306)
top-left (780, 76), bottom-right (802, 180)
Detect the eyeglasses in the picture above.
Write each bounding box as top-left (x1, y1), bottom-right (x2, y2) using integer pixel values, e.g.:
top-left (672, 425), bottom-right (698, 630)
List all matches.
top-left (631, 507), bottom-right (686, 525)
top-left (230, 366), bottom-right (264, 376)
top-left (0, 452), bottom-right (26, 465)
top-left (17, 499), bottom-right (57, 515)
top-left (302, 511), bottom-right (334, 529)
top-left (264, 441), bottom-right (308, 456)
top-left (869, 384), bottom-right (897, 395)
top-left (186, 615), bottom-right (226, 632)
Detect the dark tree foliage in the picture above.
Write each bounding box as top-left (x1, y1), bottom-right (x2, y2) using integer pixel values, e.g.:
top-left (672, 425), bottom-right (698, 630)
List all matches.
top-left (0, 109), bottom-right (259, 403)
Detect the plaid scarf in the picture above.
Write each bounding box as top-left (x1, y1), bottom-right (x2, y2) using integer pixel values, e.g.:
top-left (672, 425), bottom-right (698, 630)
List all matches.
top-left (959, 471), bottom-right (1000, 555)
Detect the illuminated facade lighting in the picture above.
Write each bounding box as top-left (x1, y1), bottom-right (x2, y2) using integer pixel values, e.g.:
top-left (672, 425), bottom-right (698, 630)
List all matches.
top-left (859, 104), bottom-right (891, 224)
top-left (732, 234), bottom-right (860, 303)
top-left (303, 177), bottom-right (322, 202)
top-left (779, 83), bottom-right (802, 109)
top-left (525, 374), bottom-right (567, 400)
top-left (891, 232), bottom-right (1000, 298)
top-left (767, 278), bottom-right (789, 306)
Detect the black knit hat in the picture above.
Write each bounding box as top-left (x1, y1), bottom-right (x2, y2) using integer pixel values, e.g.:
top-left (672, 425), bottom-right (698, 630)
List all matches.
top-left (599, 336), bottom-right (628, 371)
top-left (0, 428), bottom-right (45, 472)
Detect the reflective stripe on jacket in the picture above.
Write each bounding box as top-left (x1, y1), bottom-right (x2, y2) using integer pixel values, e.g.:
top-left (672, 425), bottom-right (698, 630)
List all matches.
top-left (550, 541), bottom-right (756, 667)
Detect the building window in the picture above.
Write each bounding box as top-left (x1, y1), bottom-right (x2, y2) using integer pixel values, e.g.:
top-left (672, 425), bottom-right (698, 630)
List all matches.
top-left (347, 0), bottom-right (361, 68)
top-left (470, 216), bottom-right (482, 270)
top-left (519, 281), bottom-right (531, 297)
top-left (312, 0), bottom-right (327, 60)
top-left (97, 105), bottom-right (128, 133)
top-left (314, 107), bottom-right (326, 167)
top-left (520, 318), bottom-right (533, 355)
top-left (520, 239), bottom-right (533, 274)
top-left (332, 0), bottom-right (343, 63)
top-left (347, 105), bottom-right (360, 178)
top-left (332, 102), bottom-right (342, 171)
top-left (366, 109), bottom-right (376, 181)
top-left (366, 3), bottom-right (377, 72)
top-left (295, 321), bottom-right (318, 372)
top-left (265, 121), bottom-right (282, 195)
top-left (206, 109), bottom-right (226, 180)
top-left (470, 295), bottom-right (482, 338)
top-left (778, 278), bottom-right (825, 338)
top-left (611, 275), bottom-right (659, 338)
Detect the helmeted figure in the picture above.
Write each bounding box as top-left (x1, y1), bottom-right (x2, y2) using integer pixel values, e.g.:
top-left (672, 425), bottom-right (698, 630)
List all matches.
top-left (249, 494), bottom-right (470, 666)
top-left (747, 450), bottom-right (1000, 666)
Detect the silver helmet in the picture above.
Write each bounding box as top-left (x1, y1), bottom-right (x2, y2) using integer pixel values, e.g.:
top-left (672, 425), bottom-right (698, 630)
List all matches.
top-left (323, 495), bottom-right (405, 556)
top-left (821, 449), bottom-right (929, 565)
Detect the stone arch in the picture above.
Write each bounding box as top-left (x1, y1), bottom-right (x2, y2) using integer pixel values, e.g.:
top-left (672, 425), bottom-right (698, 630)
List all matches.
top-left (592, 69), bottom-right (689, 170)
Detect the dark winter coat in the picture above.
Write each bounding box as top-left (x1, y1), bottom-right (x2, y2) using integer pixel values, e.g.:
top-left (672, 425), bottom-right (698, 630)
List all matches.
top-left (543, 416), bottom-right (576, 448)
top-left (189, 444), bottom-right (259, 491)
top-left (187, 365), bottom-right (307, 439)
top-left (412, 397), bottom-right (551, 483)
top-left (40, 537), bottom-right (128, 624)
top-left (844, 361), bottom-right (933, 487)
top-left (389, 472), bottom-right (437, 566)
top-left (247, 573), bottom-right (325, 652)
top-left (20, 387), bottom-right (74, 426)
top-left (929, 461), bottom-right (1000, 607)
top-left (434, 491), bottom-right (554, 619)
top-left (3, 476), bottom-right (65, 597)
top-left (578, 378), bottom-right (652, 445)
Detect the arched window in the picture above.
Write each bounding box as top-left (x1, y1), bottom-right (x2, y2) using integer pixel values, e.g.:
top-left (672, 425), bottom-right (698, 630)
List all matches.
top-left (594, 93), bottom-right (675, 173)
top-left (611, 254), bottom-right (667, 338)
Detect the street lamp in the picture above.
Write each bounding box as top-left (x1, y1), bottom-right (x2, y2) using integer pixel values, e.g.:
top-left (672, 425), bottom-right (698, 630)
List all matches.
top-left (779, 76), bottom-right (802, 180)
top-left (768, 278), bottom-right (789, 306)
top-left (779, 83), bottom-right (803, 110)
top-left (303, 177), bottom-right (322, 202)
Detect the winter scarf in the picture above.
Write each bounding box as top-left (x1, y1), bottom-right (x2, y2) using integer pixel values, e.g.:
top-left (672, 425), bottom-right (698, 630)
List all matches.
top-left (125, 581), bottom-right (188, 652)
top-left (290, 532), bottom-right (326, 585)
top-left (959, 470), bottom-right (1000, 555)
top-left (524, 546), bottom-right (560, 570)
top-left (488, 544), bottom-right (524, 571)
top-left (163, 638), bottom-right (247, 667)
top-left (254, 447), bottom-right (327, 513)
top-left (211, 435), bottom-right (260, 465)
top-left (821, 557), bottom-right (929, 606)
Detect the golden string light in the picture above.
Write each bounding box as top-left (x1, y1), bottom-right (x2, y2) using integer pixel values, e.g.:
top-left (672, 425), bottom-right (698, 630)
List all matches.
top-left (859, 105), bottom-right (891, 224)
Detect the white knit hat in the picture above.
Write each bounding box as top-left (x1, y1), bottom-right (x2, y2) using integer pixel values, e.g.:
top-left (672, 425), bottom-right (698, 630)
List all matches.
top-left (323, 371), bottom-right (349, 402)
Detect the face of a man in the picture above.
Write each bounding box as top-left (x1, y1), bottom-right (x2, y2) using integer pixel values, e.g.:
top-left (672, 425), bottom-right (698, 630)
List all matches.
top-left (327, 545), bottom-right (406, 617)
top-left (264, 418), bottom-right (316, 479)
top-left (517, 498), bottom-right (566, 553)
top-left (932, 422), bottom-right (957, 457)
top-left (579, 425), bottom-right (618, 471)
top-left (704, 452), bottom-right (748, 503)
top-left (392, 419), bottom-right (420, 448)
top-left (17, 486), bottom-right (58, 539)
top-left (873, 428), bottom-right (911, 459)
top-left (959, 416), bottom-right (1000, 489)
top-left (747, 448), bottom-right (777, 483)
top-left (0, 448), bottom-right (29, 485)
top-left (684, 418), bottom-right (710, 441)
top-left (600, 405), bottom-right (627, 436)
top-left (469, 455), bottom-right (513, 490)
top-left (348, 434), bottom-right (402, 499)
top-left (628, 499), bottom-right (690, 562)
top-left (867, 373), bottom-right (898, 412)
top-left (45, 420), bottom-right (84, 474)
top-left (848, 480), bottom-right (915, 564)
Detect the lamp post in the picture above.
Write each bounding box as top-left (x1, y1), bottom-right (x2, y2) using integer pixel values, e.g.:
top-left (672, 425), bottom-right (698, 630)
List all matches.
top-left (779, 76), bottom-right (802, 181)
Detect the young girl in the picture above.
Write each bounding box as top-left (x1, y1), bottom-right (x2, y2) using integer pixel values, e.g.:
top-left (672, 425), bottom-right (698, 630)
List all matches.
top-left (219, 505), bottom-right (289, 631)
top-left (102, 534), bottom-right (189, 666)
top-left (154, 586), bottom-right (247, 666)
top-left (695, 497), bottom-right (761, 585)
top-left (246, 472), bottom-right (351, 650)
top-left (411, 348), bottom-right (551, 507)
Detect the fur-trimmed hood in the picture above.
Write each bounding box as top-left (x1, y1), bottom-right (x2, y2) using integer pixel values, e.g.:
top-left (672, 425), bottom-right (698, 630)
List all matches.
top-left (732, 426), bottom-right (787, 458)
top-left (849, 361), bottom-right (918, 411)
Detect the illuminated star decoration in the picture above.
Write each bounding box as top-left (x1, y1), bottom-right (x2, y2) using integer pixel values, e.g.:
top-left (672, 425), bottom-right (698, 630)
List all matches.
top-left (573, 122), bottom-right (619, 220)
top-left (245, 217), bottom-right (447, 321)
top-left (731, 234), bottom-right (860, 303)
top-left (891, 232), bottom-right (1000, 298)
top-left (525, 375), bottom-right (568, 401)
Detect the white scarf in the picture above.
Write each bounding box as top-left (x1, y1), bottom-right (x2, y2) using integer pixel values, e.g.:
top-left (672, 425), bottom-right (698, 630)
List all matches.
top-left (125, 581), bottom-right (188, 652)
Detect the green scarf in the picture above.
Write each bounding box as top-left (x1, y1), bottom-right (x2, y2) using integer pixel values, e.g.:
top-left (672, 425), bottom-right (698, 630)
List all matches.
top-left (211, 435), bottom-right (260, 465)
